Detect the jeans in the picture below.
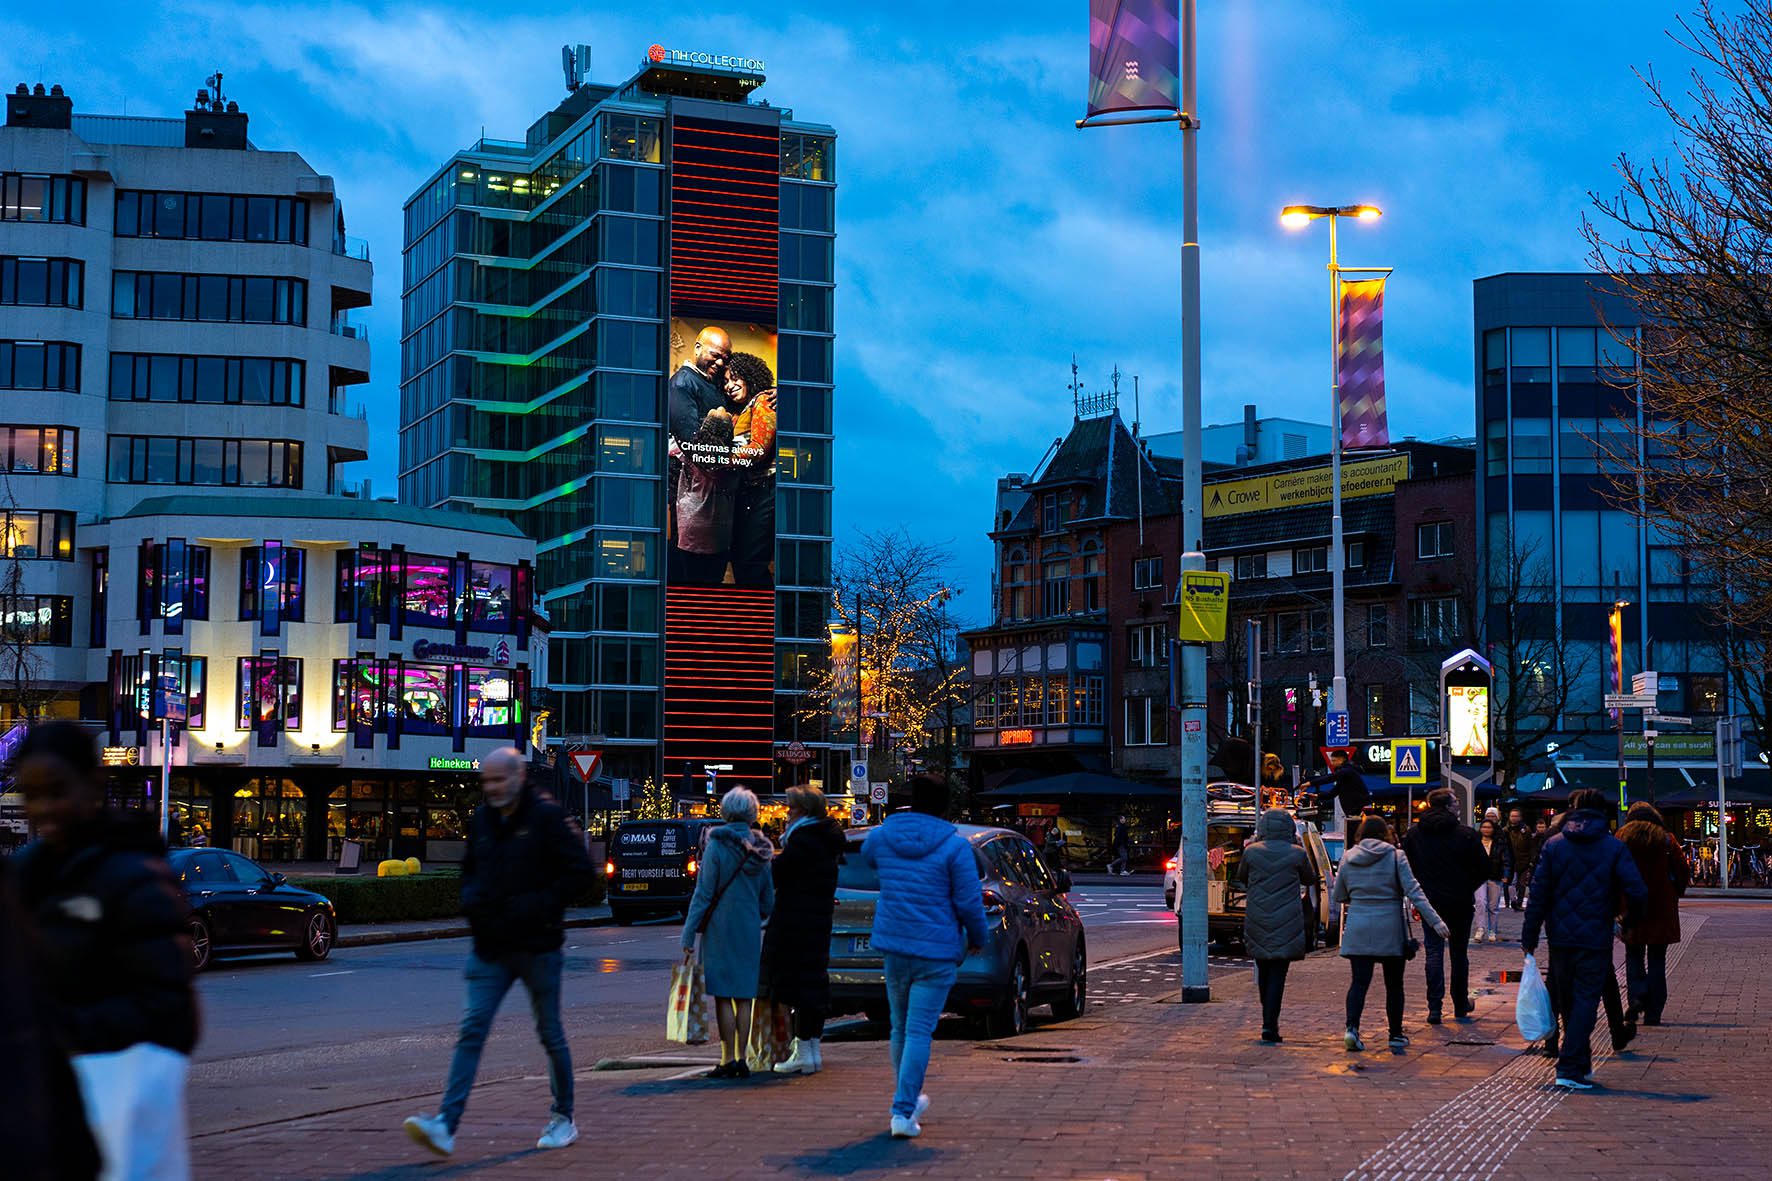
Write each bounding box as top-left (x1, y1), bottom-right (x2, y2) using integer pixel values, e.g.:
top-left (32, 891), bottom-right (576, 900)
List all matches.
top-left (1255, 959), bottom-right (1290, 1033)
top-left (1346, 956), bottom-right (1406, 1036)
top-left (1108, 846), bottom-right (1129, 874)
top-left (440, 950), bottom-right (572, 1132)
top-left (1476, 881), bottom-right (1504, 937)
top-left (1625, 943), bottom-right (1669, 1023)
top-left (1548, 945), bottom-right (1611, 1080)
top-left (883, 952), bottom-right (957, 1120)
top-left (1421, 914), bottom-right (1472, 1015)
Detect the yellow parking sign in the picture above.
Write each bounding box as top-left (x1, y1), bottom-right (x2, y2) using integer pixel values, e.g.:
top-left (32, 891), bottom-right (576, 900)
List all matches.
top-left (1390, 738), bottom-right (1428, 785)
top-left (1176, 570), bottom-right (1231, 643)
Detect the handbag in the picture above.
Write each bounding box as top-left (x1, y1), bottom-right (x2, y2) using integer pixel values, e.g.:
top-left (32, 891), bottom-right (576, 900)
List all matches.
top-left (666, 959), bottom-right (710, 1044)
top-left (744, 1001), bottom-right (794, 1071)
top-left (1393, 853), bottom-right (1420, 961)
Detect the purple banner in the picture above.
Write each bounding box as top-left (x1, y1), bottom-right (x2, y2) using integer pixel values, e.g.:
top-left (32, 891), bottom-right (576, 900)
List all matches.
top-left (1338, 277), bottom-right (1390, 450)
top-left (1087, 0), bottom-right (1181, 119)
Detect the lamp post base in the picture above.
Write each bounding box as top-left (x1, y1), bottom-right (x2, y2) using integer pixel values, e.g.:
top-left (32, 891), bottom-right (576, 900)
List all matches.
top-left (1181, 986), bottom-right (1212, 1004)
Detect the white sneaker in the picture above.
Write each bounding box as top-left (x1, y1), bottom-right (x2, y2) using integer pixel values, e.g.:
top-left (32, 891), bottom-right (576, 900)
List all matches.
top-left (890, 1115), bottom-right (922, 1139)
top-left (810, 1039), bottom-right (823, 1072)
top-left (403, 1114), bottom-right (454, 1157)
top-left (536, 1114), bottom-right (578, 1150)
top-left (773, 1039), bottom-right (818, 1075)
top-left (915, 1093), bottom-right (930, 1120)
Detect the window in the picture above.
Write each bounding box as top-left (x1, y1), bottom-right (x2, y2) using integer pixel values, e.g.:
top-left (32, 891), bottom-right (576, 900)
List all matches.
top-left (1366, 685), bottom-right (1386, 737)
top-left (1309, 608), bottom-right (1329, 652)
top-left (1127, 622), bottom-right (1169, 668)
top-left (0, 426), bottom-right (75, 474)
top-left (238, 546), bottom-right (306, 623)
top-left (0, 257), bottom-right (82, 307)
top-left (465, 666), bottom-right (522, 734)
top-left (600, 217), bottom-right (660, 266)
top-left (596, 426), bottom-right (657, 474)
top-left (780, 134), bottom-right (835, 182)
top-left (1347, 541), bottom-right (1365, 569)
top-left (237, 657), bottom-right (302, 731)
top-left (597, 319), bottom-right (660, 369)
top-left (1124, 697), bottom-right (1169, 746)
top-left (113, 192), bottom-right (308, 244)
top-left (601, 114), bottom-right (662, 163)
top-left (1235, 552), bottom-right (1268, 580)
top-left (467, 562), bottom-right (520, 631)
top-left (1072, 674), bottom-right (1106, 726)
top-left (399, 663), bottom-right (451, 734)
top-left (595, 267), bottom-right (660, 318)
top-left (1041, 494), bottom-right (1060, 534)
top-left (1294, 545), bottom-right (1329, 574)
top-left (137, 542), bottom-right (211, 625)
top-left (0, 510), bottom-right (73, 560)
top-left (1005, 547), bottom-right (1031, 621)
top-left (779, 183), bottom-right (835, 232)
top-left (109, 354), bottom-right (303, 405)
top-left (1410, 597), bottom-right (1461, 647)
top-left (0, 174), bottom-right (85, 224)
top-left (1417, 521), bottom-right (1456, 559)
top-left (0, 341), bottom-right (80, 391)
top-left (0, 595), bottom-right (72, 645)
top-left (110, 272), bottom-right (307, 325)
top-left (1042, 558), bottom-right (1070, 617)
top-left (777, 436), bottom-right (831, 485)
top-left (335, 549), bottom-right (392, 623)
top-left (1133, 556), bottom-right (1164, 591)
top-left (1276, 611), bottom-right (1305, 654)
top-left (1079, 542), bottom-right (1103, 611)
top-left (106, 437), bottom-right (302, 487)
top-left (778, 334), bottom-right (832, 383)
top-left (1368, 603), bottom-right (1390, 648)
top-left (1689, 674), bottom-right (1725, 715)
top-left (402, 555), bottom-right (453, 625)
top-left (601, 164), bottom-right (662, 215)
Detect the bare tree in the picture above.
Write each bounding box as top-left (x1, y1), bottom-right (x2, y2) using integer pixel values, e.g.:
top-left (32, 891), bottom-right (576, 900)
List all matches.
top-left (0, 478), bottom-right (53, 725)
top-left (1584, 0), bottom-right (1772, 728)
top-left (1481, 531), bottom-right (1594, 786)
top-left (799, 529), bottom-right (966, 782)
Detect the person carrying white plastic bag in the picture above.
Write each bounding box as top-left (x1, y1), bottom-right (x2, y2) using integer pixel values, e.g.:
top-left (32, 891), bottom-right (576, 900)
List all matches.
top-left (1516, 952), bottom-right (1554, 1043)
top-left (11, 721), bottom-right (200, 1180)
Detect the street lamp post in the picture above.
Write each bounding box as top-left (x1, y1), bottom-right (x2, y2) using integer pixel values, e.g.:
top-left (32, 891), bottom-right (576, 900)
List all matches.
top-left (1279, 203), bottom-right (1385, 787)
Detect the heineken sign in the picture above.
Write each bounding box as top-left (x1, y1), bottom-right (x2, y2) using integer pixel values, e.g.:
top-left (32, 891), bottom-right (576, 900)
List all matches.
top-left (428, 756), bottom-right (480, 771)
top-left (1624, 733), bottom-right (1715, 760)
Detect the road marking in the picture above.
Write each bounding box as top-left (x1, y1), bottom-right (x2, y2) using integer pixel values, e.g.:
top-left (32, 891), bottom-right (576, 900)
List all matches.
top-left (1343, 917), bottom-right (1707, 1181)
top-left (308, 970), bottom-right (355, 978)
top-left (1093, 947), bottom-right (1176, 970)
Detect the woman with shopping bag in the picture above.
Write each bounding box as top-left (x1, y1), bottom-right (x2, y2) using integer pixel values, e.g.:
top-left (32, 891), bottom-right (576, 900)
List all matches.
top-left (681, 787), bottom-right (775, 1079)
top-left (12, 721), bottom-right (199, 1181)
top-left (763, 785), bottom-right (846, 1075)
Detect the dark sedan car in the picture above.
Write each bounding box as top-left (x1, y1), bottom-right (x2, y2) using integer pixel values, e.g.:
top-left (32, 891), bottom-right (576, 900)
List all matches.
top-left (167, 848), bottom-right (337, 971)
top-left (827, 824), bottom-right (1086, 1038)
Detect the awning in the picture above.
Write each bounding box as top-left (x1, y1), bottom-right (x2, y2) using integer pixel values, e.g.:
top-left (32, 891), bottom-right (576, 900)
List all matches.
top-left (1553, 763), bottom-right (1696, 802)
top-left (978, 771), bottom-right (1179, 800)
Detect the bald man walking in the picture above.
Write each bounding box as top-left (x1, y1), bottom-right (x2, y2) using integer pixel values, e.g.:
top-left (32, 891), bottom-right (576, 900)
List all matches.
top-left (404, 748), bottom-right (595, 1157)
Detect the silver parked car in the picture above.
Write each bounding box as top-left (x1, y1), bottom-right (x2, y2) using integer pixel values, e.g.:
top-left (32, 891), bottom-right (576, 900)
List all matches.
top-left (826, 824), bottom-right (1087, 1038)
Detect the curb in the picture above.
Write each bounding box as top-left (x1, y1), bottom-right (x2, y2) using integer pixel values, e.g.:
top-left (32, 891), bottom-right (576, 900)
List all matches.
top-left (336, 913), bottom-right (615, 949)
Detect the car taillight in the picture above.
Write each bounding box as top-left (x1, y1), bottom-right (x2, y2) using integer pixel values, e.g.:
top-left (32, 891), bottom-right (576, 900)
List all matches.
top-left (1164, 857), bottom-right (1177, 872)
top-left (688, 858), bottom-right (698, 875)
top-left (982, 888), bottom-right (1006, 915)
top-left (604, 860), bottom-right (616, 877)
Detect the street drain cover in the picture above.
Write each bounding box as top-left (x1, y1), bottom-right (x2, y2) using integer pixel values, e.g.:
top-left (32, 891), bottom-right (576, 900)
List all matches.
top-left (1005, 1055), bottom-right (1083, 1063)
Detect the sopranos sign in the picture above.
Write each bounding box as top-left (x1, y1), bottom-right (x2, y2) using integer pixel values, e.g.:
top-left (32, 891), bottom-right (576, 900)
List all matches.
top-left (647, 43), bottom-right (766, 72)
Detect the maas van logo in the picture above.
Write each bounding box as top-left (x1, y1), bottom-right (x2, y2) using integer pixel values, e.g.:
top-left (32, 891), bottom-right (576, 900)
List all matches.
top-left (648, 44), bottom-right (667, 63)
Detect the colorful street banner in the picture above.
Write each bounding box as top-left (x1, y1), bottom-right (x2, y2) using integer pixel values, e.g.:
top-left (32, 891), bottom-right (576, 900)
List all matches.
top-left (1086, 0), bottom-right (1181, 120)
top-left (1337, 277), bottom-right (1390, 450)
top-left (1608, 604), bottom-right (1625, 720)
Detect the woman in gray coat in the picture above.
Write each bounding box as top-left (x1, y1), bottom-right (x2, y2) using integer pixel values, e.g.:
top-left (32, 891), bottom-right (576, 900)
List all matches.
top-left (1236, 809), bottom-right (1319, 1043)
top-left (682, 787), bottom-right (776, 1079)
top-left (1331, 816), bottom-right (1449, 1052)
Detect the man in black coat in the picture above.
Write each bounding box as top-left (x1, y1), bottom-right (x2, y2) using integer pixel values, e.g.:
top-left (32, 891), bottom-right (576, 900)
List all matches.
top-left (1504, 808), bottom-right (1537, 910)
top-left (1303, 749), bottom-right (1371, 844)
top-left (405, 748), bottom-right (595, 1157)
top-left (764, 785), bottom-right (847, 1075)
top-left (1402, 789), bottom-right (1491, 1022)
top-left (1523, 789), bottom-right (1648, 1089)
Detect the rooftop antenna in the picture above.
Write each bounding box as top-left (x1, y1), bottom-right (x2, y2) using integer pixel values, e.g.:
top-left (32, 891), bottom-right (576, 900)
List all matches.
top-left (562, 43), bottom-right (591, 92)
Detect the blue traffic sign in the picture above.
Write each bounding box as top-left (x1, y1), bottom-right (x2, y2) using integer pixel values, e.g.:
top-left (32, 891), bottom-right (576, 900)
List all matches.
top-left (1326, 710), bottom-right (1350, 746)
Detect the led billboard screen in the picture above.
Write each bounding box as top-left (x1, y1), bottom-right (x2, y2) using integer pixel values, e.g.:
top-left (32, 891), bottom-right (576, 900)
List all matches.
top-left (1447, 684), bottom-right (1490, 759)
top-left (662, 112), bottom-right (782, 789)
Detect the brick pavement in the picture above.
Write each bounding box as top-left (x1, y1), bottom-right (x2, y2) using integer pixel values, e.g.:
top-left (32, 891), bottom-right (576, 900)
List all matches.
top-left (191, 900), bottom-right (1772, 1180)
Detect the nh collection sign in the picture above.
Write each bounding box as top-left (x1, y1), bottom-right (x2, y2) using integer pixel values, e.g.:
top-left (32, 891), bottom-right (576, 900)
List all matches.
top-left (647, 44), bottom-right (766, 72)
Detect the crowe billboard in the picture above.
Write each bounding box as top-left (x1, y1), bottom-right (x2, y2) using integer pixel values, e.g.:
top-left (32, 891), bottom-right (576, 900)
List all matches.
top-left (663, 110), bottom-right (781, 790)
top-left (1205, 454), bottom-right (1410, 519)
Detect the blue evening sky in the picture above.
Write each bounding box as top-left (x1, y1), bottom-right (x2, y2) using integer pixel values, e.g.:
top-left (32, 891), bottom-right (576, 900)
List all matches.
top-left (12, 1), bottom-right (1690, 621)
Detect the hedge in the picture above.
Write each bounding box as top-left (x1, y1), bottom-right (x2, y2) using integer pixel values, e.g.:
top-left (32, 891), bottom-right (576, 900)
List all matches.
top-left (286, 868), bottom-right (607, 925)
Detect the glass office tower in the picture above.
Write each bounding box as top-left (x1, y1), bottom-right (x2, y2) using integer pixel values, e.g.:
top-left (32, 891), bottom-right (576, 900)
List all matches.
top-left (400, 55), bottom-right (837, 786)
top-left (1474, 273), bottom-right (1728, 764)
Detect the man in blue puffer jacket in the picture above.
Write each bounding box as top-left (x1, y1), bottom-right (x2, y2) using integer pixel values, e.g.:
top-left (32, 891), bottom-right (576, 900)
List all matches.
top-left (859, 774), bottom-right (990, 1140)
top-left (1522, 788), bottom-right (1647, 1090)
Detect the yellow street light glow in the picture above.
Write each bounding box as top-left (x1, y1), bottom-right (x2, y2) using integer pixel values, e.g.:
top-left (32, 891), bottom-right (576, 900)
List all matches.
top-left (1280, 207), bottom-right (1314, 229)
top-left (1354, 205), bottom-right (1382, 220)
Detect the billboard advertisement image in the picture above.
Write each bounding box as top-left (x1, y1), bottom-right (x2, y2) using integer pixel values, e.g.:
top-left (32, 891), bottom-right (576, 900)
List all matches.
top-left (666, 318), bottom-right (777, 588)
top-left (1447, 684), bottom-right (1490, 759)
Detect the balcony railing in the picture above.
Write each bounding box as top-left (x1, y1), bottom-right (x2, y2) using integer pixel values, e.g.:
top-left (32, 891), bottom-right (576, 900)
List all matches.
top-left (332, 234), bottom-right (371, 261)
top-left (330, 314), bottom-right (367, 341)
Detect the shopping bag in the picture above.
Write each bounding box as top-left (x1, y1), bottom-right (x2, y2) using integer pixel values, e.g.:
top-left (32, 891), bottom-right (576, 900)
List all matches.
top-left (667, 960), bottom-right (709, 1044)
top-left (1516, 952), bottom-right (1554, 1042)
top-left (745, 1001), bottom-right (794, 1071)
top-left (71, 1042), bottom-right (191, 1181)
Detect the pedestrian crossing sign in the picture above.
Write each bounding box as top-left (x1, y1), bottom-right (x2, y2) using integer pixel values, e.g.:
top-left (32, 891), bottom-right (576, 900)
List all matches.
top-left (1390, 738), bottom-right (1428, 785)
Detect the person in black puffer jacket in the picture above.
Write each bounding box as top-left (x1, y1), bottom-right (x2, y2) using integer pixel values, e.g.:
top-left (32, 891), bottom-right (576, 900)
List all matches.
top-left (11, 720), bottom-right (197, 1178)
top-left (1401, 790), bottom-right (1490, 1023)
top-left (404, 748), bottom-right (595, 1158)
top-left (764, 785), bottom-right (847, 1075)
top-left (1523, 789), bottom-right (1647, 1088)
